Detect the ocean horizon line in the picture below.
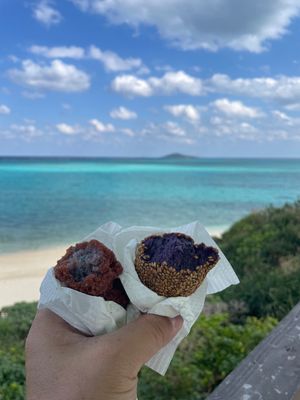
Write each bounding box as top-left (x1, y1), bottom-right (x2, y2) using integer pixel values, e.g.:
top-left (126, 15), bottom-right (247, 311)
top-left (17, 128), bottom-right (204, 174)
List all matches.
top-left (1, 155), bottom-right (300, 161)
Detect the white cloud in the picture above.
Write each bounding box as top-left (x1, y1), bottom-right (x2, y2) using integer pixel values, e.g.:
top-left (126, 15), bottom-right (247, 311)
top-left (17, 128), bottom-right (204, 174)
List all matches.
top-left (121, 128), bottom-right (135, 137)
top-left (155, 65), bottom-right (173, 73)
top-left (110, 106), bottom-right (137, 120)
top-left (164, 104), bottom-right (200, 122)
top-left (69, 0), bottom-right (300, 52)
top-left (8, 55), bottom-right (20, 63)
top-left (89, 119), bottom-right (115, 132)
top-left (209, 108), bottom-right (300, 141)
top-left (29, 45), bottom-right (85, 59)
top-left (209, 74), bottom-right (300, 104)
top-left (89, 45), bottom-right (142, 72)
top-left (69, 0), bottom-right (90, 10)
top-left (210, 116), bottom-right (223, 126)
top-left (136, 66), bottom-right (151, 75)
top-left (141, 121), bottom-right (194, 144)
top-left (56, 123), bottom-right (80, 135)
top-left (212, 98), bottom-right (262, 118)
top-left (28, 44), bottom-right (144, 72)
top-left (33, 0), bottom-right (62, 26)
top-left (111, 71), bottom-right (203, 97)
top-left (0, 104), bottom-right (11, 115)
top-left (284, 103), bottom-right (300, 111)
top-left (240, 122), bottom-right (257, 133)
top-left (272, 110), bottom-right (296, 126)
top-left (149, 71), bottom-right (203, 95)
top-left (209, 115), bottom-right (259, 139)
top-left (13, 124), bottom-right (36, 133)
top-left (8, 60), bottom-right (90, 92)
top-left (164, 121), bottom-right (186, 137)
top-left (28, 44), bottom-right (145, 72)
top-left (272, 110), bottom-right (290, 120)
top-left (265, 130), bottom-right (290, 141)
top-left (111, 75), bottom-right (153, 97)
top-left (11, 122), bottom-right (42, 138)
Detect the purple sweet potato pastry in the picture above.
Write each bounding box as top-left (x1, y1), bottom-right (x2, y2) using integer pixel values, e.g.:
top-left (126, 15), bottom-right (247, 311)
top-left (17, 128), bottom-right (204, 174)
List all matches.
top-left (135, 232), bottom-right (219, 297)
top-left (142, 233), bottom-right (218, 272)
top-left (54, 240), bottom-right (129, 308)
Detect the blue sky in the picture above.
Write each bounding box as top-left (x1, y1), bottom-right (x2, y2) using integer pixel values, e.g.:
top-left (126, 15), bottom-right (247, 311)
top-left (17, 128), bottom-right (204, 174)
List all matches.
top-left (1, 0), bottom-right (300, 157)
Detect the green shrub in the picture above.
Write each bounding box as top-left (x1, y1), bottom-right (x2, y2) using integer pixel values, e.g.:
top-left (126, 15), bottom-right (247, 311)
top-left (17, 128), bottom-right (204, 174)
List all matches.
top-left (138, 313), bottom-right (277, 400)
top-left (0, 302), bottom-right (36, 400)
top-left (0, 348), bottom-right (25, 400)
top-left (0, 302), bottom-right (37, 347)
top-left (218, 201), bottom-right (300, 319)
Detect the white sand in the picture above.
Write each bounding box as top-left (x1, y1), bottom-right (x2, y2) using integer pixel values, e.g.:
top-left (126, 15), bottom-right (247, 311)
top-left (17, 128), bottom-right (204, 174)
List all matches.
top-left (0, 225), bottom-right (227, 309)
top-left (0, 246), bottom-right (67, 309)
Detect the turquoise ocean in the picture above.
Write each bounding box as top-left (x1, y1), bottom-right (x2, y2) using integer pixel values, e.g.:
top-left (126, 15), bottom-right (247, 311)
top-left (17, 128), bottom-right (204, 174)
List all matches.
top-left (0, 157), bottom-right (299, 254)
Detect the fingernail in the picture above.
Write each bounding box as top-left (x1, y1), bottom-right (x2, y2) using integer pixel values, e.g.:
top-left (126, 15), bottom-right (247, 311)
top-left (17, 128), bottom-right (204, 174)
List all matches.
top-left (171, 315), bottom-right (183, 330)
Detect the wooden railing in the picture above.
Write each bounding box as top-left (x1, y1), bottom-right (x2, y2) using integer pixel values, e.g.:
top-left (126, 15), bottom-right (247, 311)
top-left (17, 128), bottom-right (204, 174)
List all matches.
top-left (206, 302), bottom-right (300, 399)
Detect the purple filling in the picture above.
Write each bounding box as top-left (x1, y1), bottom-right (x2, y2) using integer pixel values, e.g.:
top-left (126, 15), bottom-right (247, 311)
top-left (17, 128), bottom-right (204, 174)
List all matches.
top-left (68, 248), bottom-right (103, 282)
top-left (142, 233), bottom-right (218, 272)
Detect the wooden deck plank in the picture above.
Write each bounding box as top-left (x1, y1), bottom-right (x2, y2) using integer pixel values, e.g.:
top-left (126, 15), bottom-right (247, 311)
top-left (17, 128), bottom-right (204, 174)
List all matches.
top-left (206, 302), bottom-right (300, 400)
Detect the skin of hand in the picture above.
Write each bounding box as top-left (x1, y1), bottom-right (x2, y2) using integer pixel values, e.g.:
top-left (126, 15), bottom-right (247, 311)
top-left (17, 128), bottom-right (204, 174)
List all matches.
top-left (26, 309), bottom-right (183, 400)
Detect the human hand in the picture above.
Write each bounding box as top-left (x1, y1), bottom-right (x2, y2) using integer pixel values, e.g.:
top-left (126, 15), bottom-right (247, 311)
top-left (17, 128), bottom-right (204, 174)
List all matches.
top-left (26, 309), bottom-right (183, 400)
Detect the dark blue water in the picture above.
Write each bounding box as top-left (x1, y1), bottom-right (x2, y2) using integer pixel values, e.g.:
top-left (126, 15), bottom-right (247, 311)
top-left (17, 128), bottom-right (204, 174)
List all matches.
top-left (0, 157), bottom-right (299, 253)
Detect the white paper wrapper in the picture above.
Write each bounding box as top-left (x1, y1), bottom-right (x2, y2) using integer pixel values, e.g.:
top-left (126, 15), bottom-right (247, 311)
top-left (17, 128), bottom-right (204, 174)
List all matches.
top-left (39, 221), bottom-right (239, 376)
top-left (39, 268), bottom-right (127, 335)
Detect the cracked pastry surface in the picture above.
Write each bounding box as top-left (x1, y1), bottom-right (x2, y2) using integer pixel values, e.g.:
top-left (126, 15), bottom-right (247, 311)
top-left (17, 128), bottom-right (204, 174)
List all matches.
top-left (54, 239), bottom-right (129, 308)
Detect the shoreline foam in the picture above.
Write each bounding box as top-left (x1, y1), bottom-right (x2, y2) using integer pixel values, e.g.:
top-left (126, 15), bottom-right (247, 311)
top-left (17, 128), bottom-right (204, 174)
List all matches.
top-left (0, 225), bottom-right (227, 309)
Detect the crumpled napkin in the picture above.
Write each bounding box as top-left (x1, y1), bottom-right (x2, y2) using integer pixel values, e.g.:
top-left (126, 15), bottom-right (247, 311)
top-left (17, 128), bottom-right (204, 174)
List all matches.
top-left (39, 221), bottom-right (239, 375)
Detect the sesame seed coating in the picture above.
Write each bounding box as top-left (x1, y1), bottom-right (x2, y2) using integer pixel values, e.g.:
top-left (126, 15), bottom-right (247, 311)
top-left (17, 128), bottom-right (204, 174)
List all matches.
top-left (135, 232), bottom-right (220, 297)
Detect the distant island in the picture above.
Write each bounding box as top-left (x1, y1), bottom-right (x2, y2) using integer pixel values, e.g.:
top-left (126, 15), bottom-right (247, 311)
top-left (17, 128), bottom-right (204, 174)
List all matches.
top-left (160, 153), bottom-right (199, 159)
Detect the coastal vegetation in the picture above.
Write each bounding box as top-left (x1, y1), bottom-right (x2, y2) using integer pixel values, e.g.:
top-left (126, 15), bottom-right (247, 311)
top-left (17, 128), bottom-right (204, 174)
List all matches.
top-left (219, 200), bottom-right (300, 320)
top-left (1, 201), bottom-right (299, 400)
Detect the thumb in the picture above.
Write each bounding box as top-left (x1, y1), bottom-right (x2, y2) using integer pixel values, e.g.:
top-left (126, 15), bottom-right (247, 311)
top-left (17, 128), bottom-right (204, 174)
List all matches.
top-left (111, 314), bottom-right (183, 373)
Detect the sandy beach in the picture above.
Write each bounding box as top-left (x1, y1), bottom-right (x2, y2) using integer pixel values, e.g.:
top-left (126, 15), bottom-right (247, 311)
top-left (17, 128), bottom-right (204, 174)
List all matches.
top-left (0, 245), bottom-right (67, 309)
top-left (0, 226), bottom-right (226, 309)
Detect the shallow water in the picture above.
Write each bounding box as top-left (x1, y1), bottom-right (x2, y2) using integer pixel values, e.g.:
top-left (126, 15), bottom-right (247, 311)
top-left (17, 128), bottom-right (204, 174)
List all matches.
top-left (0, 157), bottom-right (299, 253)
